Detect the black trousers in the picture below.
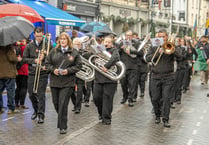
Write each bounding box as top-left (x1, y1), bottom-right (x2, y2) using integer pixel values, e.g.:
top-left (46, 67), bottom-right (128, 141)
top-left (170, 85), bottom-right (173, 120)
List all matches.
top-left (93, 82), bottom-right (117, 122)
top-left (183, 65), bottom-right (192, 89)
top-left (120, 69), bottom-right (138, 102)
top-left (136, 71), bottom-right (147, 98)
top-left (83, 81), bottom-right (93, 103)
top-left (174, 69), bottom-right (185, 102)
top-left (74, 82), bottom-right (84, 110)
top-left (28, 75), bottom-right (48, 118)
top-left (151, 78), bottom-right (174, 121)
top-left (51, 87), bottom-right (73, 130)
top-left (15, 75), bottom-right (28, 106)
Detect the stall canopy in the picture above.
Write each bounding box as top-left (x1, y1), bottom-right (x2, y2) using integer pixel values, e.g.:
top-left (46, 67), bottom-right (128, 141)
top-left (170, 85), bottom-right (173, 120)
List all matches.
top-left (9, 0), bottom-right (86, 26)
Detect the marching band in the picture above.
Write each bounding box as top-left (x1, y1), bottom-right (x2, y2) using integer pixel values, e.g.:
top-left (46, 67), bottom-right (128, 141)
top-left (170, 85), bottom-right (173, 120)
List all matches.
top-left (1, 27), bottom-right (201, 134)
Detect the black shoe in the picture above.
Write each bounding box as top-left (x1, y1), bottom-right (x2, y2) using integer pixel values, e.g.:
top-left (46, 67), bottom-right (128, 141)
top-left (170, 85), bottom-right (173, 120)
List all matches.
top-left (74, 109), bottom-right (80, 114)
top-left (176, 101), bottom-right (181, 104)
top-left (207, 93), bottom-right (209, 97)
top-left (60, 129), bottom-right (67, 134)
top-left (72, 108), bottom-right (75, 112)
top-left (163, 121), bottom-right (171, 128)
top-left (120, 98), bottom-right (127, 104)
top-left (85, 102), bottom-right (90, 107)
top-left (155, 117), bottom-right (161, 124)
top-left (98, 115), bottom-right (102, 120)
top-left (182, 89), bottom-right (186, 93)
top-left (38, 118), bottom-right (44, 124)
top-left (128, 101), bottom-right (134, 107)
top-left (31, 112), bottom-right (37, 120)
top-left (102, 120), bottom-right (111, 125)
top-left (140, 93), bottom-right (144, 97)
top-left (170, 103), bottom-right (175, 109)
top-left (132, 98), bottom-right (137, 102)
top-left (186, 87), bottom-right (190, 90)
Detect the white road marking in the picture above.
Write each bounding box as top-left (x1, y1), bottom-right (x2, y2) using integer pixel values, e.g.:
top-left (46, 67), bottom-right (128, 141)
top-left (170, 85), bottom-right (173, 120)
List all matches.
top-left (203, 110), bottom-right (207, 113)
top-left (200, 116), bottom-right (204, 120)
top-left (2, 117), bottom-right (14, 122)
top-left (192, 130), bottom-right (197, 135)
top-left (196, 122), bottom-right (201, 127)
top-left (22, 111), bottom-right (31, 115)
top-left (187, 139), bottom-right (193, 145)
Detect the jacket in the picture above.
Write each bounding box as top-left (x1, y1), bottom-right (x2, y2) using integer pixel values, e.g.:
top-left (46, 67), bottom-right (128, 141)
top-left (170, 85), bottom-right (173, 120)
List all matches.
top-left (0, 45), bottom-right (18, 79)
top-left (45, 47), bottom-right (82, 88)
top-left (146, 46), bottom-right (181, 79)
top-left (23, 39), bottom-right (49, 76)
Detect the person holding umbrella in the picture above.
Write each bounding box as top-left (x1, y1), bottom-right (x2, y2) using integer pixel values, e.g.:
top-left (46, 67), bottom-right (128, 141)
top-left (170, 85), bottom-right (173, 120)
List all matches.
top-left (0, 16), bottom-right (34, 114)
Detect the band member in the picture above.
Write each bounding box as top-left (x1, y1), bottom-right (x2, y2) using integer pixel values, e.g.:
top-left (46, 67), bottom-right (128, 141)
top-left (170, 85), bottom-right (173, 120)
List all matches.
top-left (182, 40), bottom-right (198, 93)
top-left (173, 38), bottom-right (188, 104)
top-left (137, 48), bottom-right (148, 98)
top-left (45, 32), bottom-right (82, 134)
top-left (118, 30), bottom-right (139, 106)
top-left (146, 29), bottom-right (181, 127)
top-left (71, 38), bottom-right (85, 114)
top-left (23, 27), bottom-right (49, 123)
top-left (93, 36), bottom-right (120, 125)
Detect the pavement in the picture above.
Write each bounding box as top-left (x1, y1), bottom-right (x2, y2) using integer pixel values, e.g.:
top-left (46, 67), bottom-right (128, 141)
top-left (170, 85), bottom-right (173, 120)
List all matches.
top-left (0, 74), bottom-right (209, 145)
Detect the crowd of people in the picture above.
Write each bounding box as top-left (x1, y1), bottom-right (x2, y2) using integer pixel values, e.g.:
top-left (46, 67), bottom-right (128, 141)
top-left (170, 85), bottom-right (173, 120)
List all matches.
top-left (1, 26), bottom-right (209, 134)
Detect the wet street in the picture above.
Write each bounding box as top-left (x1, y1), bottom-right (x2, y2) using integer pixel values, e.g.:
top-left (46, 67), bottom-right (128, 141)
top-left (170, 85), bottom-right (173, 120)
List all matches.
top-left (0, 74), bottom-right (209, 145)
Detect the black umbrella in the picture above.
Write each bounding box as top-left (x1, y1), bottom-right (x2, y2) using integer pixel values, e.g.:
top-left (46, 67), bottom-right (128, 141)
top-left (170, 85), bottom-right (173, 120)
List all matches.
top-left (0, 16), bottom-right (34, 46)
top-left (97, 30), bottom-right (117, 36)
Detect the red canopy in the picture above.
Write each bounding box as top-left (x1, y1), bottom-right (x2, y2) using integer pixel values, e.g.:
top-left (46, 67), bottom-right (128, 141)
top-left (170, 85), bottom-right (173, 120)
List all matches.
top-left (0, 4), bottom-right (44, 23)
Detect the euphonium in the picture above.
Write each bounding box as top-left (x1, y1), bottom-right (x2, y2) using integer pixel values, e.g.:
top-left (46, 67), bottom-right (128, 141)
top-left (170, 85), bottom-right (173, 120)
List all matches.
top-left (73, 36), bottom-right (95, 82)
top-left (88, 41), bottom-right (126, 81)
top-left (76, 56), bottom-right (95, 82)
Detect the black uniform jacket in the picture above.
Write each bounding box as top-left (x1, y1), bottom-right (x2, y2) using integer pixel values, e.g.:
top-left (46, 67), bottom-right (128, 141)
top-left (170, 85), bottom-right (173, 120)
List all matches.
top-left (45, 47), bottom-right (82, 88)
top-left (23, 39), bottom-right (49, 76)
top-left (146, 46), bottom-right (182, 79)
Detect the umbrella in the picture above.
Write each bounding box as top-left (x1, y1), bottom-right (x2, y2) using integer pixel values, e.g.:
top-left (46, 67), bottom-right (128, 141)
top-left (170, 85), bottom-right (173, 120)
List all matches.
top-left (0, 4), bottom-right (44, 23)
top-left (97, 30), bottom-right (117, 36)
top-left (67, 30), bottom-right (86, 38)
top-left (0, 16), bottom-right (34, 46)
top-left (80, 21), bottom-right (111, 32)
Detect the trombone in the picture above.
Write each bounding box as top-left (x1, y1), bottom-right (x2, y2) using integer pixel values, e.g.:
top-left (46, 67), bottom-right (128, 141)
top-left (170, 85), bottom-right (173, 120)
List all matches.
top-left (33, 36), bottom-right (47, 94)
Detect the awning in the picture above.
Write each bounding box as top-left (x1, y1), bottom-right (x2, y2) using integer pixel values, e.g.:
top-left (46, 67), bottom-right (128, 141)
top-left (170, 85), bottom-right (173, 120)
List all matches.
top-left (8, 0), bottom-right (86, 26)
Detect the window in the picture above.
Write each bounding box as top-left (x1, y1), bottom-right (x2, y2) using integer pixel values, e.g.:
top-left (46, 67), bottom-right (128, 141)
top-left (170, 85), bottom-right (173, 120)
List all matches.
top-left (164, 0), bottom-right (171, 7)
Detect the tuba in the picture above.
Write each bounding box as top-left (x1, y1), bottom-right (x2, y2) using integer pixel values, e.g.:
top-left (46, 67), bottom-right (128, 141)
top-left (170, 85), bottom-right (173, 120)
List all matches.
top-left (76, 56), bottom-right (95, 82)
top-left (88, 40), bottom-right (126, 81)
top-left (151, 33), bottom-right (176, 66)
top-left (75, 36), bottom-right (95, 82)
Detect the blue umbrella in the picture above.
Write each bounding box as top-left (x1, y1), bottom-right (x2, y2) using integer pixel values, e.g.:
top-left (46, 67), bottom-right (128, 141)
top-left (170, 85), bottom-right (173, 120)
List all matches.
top-left (80, 21), bottom-right (111, 32)
top-left (67, 30), bottom-right (86, 38)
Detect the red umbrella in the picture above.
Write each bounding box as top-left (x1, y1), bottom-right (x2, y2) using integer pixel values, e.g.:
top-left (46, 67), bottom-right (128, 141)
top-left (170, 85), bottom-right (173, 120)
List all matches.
top-left (0, 4), bottom-right (44, 23)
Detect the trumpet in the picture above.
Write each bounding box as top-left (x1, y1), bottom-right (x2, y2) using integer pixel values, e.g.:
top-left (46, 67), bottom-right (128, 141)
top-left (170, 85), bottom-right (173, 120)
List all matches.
top-left (151, 33), bottom-right (176, 66)
top-left (88, 40), bottom-right (126, 81)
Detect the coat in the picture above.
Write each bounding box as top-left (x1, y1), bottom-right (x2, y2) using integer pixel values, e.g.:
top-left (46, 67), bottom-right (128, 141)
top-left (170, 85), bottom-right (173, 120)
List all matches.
top-left (0, 45), bottom-right (18, 79)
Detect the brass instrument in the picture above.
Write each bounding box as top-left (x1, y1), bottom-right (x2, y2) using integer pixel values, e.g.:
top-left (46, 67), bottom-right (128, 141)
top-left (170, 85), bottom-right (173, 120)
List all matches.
top-left (76, 56), bottom-right (95, 82)
top-left (33, 37), bottom-right (46, 94)
top-left (122, 40), bottom-right (137, 58)
top-left (88, 40), bottom-right (126, 81)
top-left (151, 33), bottom-right (176, 66)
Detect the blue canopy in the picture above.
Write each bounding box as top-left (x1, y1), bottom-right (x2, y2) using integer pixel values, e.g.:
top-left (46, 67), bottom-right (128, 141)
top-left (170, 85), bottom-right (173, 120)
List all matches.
top-left (9, 0), bottom-right (86, 26)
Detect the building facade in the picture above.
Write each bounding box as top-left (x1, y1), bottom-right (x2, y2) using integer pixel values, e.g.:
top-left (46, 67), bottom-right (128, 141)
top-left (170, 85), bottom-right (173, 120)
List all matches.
top-left (100, 0), bottom-right (149, 37)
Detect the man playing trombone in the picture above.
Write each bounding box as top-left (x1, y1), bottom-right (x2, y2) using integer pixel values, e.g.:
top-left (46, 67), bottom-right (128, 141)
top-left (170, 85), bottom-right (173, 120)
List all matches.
top-left (145, 29), bottom-right (181, 128)
top-left (23, 27), bottom-right (50, 124)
